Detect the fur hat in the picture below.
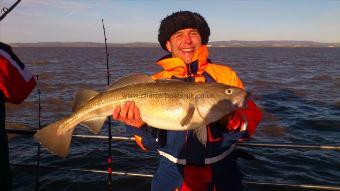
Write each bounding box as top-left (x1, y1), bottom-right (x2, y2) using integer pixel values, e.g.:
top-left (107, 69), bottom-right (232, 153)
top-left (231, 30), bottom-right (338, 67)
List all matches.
top-left (158, 11), bottom-right (210, 51)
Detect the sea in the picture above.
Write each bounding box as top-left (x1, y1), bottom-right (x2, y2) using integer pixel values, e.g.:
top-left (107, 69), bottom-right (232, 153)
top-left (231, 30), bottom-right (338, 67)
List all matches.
top-left (5, 47), bottom-right (340, 191)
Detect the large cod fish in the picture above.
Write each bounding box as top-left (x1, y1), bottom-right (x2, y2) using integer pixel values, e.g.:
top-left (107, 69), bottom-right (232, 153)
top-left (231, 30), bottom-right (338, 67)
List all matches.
top-left (34, 74), bottom-right (248, 157)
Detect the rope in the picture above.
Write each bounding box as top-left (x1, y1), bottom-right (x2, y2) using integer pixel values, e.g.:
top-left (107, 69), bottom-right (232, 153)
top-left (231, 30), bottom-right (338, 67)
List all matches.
top-left (237, 142), bottom-right (340, 151)
top-left (245, 181), bottom-right (340, 191)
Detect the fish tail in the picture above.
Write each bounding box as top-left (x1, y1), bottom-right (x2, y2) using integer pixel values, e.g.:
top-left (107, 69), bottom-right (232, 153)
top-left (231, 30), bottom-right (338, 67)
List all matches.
top-left (34, 117), bottom-right (75, 158)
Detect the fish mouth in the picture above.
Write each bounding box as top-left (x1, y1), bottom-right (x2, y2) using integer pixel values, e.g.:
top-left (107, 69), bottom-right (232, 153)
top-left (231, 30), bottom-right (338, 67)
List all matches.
top-left (233, 91), bottom-right (251, 108)
top-left (234, 99), bottom-right (246, 108)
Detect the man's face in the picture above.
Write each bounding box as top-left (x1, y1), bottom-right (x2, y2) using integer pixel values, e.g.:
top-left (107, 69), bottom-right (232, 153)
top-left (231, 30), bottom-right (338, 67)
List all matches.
top-left (165, 28), bottom-right (202, 64)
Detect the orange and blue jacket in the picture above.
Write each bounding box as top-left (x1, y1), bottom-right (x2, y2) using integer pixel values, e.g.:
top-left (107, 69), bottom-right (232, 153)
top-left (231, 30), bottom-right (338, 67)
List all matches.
top-left (131, 45), bottom-right (262, 165)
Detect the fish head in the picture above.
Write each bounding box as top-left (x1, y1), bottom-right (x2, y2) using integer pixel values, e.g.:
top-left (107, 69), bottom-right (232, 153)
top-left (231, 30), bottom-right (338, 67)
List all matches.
top-left (221, 86), bottom-right (249, 109)
top-left (195, 84), bottom-right (249, 123)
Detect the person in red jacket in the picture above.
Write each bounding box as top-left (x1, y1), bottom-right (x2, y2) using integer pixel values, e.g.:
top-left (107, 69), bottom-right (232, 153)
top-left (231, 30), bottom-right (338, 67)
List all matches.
top-left (113, 11), bottom-right (262, 191)
top-left (0, 42), bottom-right (36, 190)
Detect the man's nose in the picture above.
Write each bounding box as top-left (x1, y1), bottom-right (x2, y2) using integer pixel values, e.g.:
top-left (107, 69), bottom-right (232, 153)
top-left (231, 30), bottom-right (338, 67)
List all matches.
top-left (183, 33), bottom-right (192, 44)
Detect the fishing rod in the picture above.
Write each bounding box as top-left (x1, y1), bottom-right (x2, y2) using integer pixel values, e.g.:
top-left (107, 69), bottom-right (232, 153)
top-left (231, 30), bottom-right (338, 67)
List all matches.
top-left (35, 75), bottom-right (41, 191)
top-left (101, 18), bottom-right (112, 191)
top-left (6, 129), bottom-right (340, 151)
top-left (0, 0), bottom-right (21, 22)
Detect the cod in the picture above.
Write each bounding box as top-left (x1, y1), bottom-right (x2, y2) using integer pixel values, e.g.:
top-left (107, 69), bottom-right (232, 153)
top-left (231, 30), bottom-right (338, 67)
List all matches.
top-left (34, 74), bottom-right (248, 157)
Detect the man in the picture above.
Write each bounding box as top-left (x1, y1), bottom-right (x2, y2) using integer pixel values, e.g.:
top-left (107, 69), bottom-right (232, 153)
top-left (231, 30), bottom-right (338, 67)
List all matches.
top-left (0, 42), bottom-right (36, 190)
top-left (113, 11), bottom-right (262, 191)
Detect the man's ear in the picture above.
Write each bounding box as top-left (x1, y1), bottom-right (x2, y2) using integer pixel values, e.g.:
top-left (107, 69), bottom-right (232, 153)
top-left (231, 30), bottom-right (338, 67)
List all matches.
top-left (165, 41), bottom-right (172, 52)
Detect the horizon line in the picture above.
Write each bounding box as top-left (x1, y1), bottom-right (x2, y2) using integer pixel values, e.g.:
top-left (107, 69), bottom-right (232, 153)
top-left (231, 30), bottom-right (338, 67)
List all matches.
top-left (6, 40), bottom-right (340, 44)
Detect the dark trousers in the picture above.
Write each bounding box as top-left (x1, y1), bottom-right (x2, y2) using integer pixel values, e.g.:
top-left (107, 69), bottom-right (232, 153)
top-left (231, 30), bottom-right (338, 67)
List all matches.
top-left (0, 98), bottom-right (12, 190)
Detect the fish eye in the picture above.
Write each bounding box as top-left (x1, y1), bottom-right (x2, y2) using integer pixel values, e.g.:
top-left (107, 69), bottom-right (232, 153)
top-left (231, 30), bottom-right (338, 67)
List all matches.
top-left (225, 89), bottom-right (233, 95)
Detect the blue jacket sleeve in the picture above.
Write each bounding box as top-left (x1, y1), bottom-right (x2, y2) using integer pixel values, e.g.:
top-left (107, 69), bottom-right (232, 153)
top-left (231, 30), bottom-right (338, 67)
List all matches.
top-left (125, 125), bottom-right (159, 151)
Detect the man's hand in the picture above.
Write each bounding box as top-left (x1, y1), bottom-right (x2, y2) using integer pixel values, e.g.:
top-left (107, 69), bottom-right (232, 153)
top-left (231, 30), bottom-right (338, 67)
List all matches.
top-left (112, 101), bottom-right (145, 128)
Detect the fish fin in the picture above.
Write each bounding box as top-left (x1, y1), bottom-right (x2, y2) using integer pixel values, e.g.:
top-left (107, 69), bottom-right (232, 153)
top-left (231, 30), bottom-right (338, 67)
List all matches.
top-left (108, 73), bottom-right (154, 90)
top-left (34, 118), bottom-right (74, 158)
top-left (193, 126), bottom-right (207, 146)
top-left (180, 103), bottom-right (195, 127)
top-left (73, 88), bottom-right (99, 112)
top-left (80, 116), bottom-right (107, 134)
top-left (194, 94), bottom-right (230, 124)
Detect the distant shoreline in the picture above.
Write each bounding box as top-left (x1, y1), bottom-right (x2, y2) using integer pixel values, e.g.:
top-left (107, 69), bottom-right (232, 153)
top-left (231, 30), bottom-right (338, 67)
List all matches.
top-left (9, 41), bottom-right (340, 48)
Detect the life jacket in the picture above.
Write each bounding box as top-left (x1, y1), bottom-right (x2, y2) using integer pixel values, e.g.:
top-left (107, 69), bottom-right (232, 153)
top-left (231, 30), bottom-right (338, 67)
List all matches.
top-left (136, 45), bottom-right (262, 166)
top-left (0, 42), bottom-right (36, 104)
top-left (152, 45), bottom-right (244, 88)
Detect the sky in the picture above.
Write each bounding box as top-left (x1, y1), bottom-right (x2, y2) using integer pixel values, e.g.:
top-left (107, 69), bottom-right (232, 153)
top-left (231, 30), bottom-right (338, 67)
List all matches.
top-left (0, 0), bottom-right (340, 43)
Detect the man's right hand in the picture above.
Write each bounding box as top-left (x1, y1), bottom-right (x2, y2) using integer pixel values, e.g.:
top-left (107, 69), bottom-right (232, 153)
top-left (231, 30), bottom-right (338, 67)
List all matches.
top-left (112, 101), bottom-right (145, 128)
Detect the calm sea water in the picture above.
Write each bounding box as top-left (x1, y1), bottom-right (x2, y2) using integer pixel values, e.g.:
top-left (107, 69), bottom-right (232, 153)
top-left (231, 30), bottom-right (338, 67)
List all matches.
top-left (6, 47), bottom-right (340, 191)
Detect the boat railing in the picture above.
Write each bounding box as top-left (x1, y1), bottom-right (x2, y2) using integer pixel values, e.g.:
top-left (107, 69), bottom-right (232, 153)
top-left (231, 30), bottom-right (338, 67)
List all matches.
top-left (6, 128), bottom-right (340, 191)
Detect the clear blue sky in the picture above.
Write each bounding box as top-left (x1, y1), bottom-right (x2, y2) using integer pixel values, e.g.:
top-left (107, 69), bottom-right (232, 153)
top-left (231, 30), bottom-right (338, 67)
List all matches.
top-left (1, 0), bottom-right (339, 43)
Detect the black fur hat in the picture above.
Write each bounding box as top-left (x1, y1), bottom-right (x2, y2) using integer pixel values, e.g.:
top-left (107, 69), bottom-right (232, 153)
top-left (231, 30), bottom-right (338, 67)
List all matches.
top-left (158, 11), bottom-right (210, 51)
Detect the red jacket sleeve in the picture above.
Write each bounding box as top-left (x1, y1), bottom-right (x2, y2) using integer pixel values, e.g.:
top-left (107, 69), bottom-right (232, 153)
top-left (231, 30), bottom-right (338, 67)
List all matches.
top-left (0, 42), bottom-right (36, 104)
top-left (226, 99), bottom-right (262, 137)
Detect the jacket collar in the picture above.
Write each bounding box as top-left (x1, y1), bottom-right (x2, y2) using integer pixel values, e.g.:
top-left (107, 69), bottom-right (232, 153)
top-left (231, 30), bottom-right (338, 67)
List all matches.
top-left (156, 45), bottom-right (209, 77)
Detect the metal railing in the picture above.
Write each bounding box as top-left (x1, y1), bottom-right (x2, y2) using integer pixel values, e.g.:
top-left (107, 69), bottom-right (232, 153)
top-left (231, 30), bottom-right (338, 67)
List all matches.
top-left (7, 128), bottom-right (340, 190)
top-left (7, 128), bottom-right (340, 151)
top-left (9, 162), bottom-right (340, 190)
